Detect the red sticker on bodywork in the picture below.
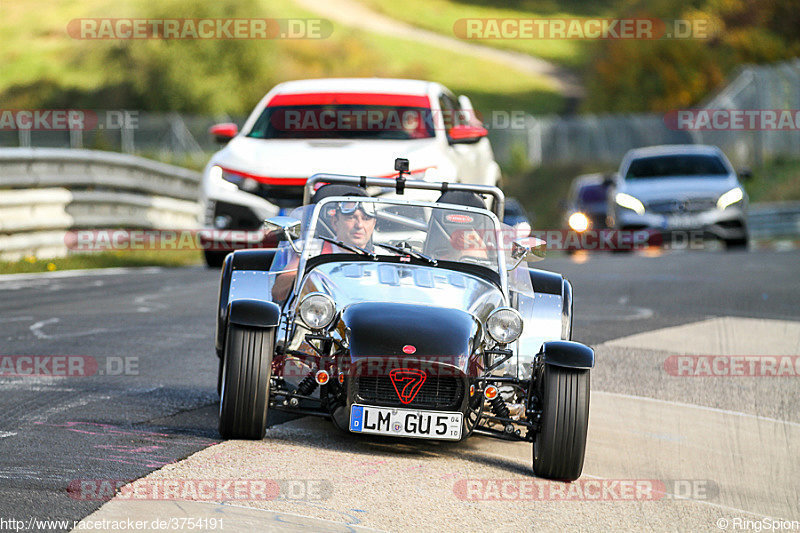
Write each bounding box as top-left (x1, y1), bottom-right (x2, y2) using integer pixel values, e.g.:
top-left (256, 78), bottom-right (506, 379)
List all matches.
top-left (445, 214), bottom-right (474, 223)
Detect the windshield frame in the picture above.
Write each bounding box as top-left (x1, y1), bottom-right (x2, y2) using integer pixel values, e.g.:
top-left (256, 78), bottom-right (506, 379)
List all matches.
top-left (290, 196), bottom-right (509, 299)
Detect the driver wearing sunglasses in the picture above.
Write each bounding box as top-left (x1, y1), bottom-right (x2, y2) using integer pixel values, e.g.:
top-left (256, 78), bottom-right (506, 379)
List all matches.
top-left (271, 200), bottom-right (377, 301)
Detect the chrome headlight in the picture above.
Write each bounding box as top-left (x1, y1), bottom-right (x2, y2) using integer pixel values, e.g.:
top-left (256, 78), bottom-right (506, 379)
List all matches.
top-left (298, 293), bottom-right (336, 330)
top-left (615, 192), bottom-right (645, 216)
top-left (717, 187), bottom-right (744, 210)
top-left (485, 307), bottom-right (523, 344)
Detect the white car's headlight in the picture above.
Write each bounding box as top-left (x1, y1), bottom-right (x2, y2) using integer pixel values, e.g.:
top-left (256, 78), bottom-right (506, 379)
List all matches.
top-left (717, 187), bottom-right (744, 210)
top-left (299, 293), bottom-right (336, 330)
top-left (615, 192), bottom-right (645, 216)
top-left (485, 307), bottom-right (523, 344)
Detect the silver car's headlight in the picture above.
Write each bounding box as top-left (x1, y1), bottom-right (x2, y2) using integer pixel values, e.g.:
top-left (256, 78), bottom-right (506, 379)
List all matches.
top-left (717, 187), bottom-right (744, 210)
top-left (615, 192), bottom-right (645, 216)
top-left (298, 293), bottom-right (336, 330)
top-left (485, 307), bottom-right (523, 344)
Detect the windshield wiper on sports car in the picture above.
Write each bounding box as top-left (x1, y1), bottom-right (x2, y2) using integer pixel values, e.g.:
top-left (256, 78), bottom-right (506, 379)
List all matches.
top-left (374, 242), bottom-right (438, 266)
top-left (319, 236), bottom-right (377, 259)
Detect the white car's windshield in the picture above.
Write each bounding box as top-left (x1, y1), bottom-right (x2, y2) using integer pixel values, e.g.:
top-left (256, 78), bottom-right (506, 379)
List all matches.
top-left (247, 105), bottom-right (435, 140)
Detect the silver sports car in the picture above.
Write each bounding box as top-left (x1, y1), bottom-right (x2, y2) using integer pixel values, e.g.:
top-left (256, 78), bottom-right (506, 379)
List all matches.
top-left (214, 159), bottom-right (594, 480)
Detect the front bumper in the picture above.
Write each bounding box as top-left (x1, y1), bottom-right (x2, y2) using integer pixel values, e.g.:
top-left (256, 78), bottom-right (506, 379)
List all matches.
top-left (616, 205), bottom-right (748, 241)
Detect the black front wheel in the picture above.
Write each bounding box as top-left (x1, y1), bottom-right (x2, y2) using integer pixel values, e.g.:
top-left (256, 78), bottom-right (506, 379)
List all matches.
top-left (219, 324), bottom-right (274, 439)
top-left (204, 250), bottom-right (228, 268)
top-left (532, 365), bottom-right (590, 481)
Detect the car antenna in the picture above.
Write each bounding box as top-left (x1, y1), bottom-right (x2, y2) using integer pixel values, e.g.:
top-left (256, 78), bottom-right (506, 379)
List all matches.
top-left (394, 158), bottom-right (409, 195)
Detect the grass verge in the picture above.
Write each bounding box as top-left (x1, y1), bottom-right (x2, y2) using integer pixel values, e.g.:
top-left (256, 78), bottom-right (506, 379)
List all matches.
top-left (0, 250), bottom-right (202, 275)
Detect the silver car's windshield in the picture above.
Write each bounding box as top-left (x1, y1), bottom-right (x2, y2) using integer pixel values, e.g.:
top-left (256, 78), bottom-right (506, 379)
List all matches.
top-left (299, 196), bottom-right (503, 272)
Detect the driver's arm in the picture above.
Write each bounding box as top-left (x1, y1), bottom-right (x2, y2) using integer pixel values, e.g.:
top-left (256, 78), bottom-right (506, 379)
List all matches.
top-left (271, 256), bottom-right (299, 302)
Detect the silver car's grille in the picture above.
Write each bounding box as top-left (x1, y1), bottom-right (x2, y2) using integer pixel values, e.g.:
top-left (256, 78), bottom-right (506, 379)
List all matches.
top-left (646, 198), bottom-right (716, 214)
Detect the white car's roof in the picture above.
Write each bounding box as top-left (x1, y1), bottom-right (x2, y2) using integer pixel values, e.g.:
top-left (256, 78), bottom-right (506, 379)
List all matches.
top-left (270, 78), bottom-right (435, 96)
top-left (624, 144), bottom-right (724, 159)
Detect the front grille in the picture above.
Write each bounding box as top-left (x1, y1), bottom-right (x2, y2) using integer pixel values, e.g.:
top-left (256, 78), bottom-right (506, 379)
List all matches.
top-left (355, 375), bottom-right (464, 410)
top-left (646, 198), bottom-right (716, 214)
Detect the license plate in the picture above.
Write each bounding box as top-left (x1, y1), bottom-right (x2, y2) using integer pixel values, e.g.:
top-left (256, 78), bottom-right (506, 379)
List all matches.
top-left (349, 404), bottom-right (462, 440)
top-left (666, 215), bottom-right (697, 229)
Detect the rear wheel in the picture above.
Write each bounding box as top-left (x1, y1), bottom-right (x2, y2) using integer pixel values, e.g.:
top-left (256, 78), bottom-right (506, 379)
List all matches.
top-left (219, 324), bottom-right (274, 439)
top-left (532, 365), bottom-right (590, 481)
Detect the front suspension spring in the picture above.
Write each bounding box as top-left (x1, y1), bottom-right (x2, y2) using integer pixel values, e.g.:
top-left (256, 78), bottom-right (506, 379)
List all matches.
top-left (296, 373), bottom-right (318, 396)
top-left (489, 395), bottom-right (510, 418)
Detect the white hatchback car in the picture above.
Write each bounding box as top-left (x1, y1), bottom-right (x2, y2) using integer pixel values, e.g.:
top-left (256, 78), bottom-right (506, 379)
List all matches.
top-left (200, 78), bottom-right (502, 266)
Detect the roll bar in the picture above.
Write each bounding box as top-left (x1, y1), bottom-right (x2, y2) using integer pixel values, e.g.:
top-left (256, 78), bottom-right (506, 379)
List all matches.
top-left (303, 173), bottom-right (505, 218)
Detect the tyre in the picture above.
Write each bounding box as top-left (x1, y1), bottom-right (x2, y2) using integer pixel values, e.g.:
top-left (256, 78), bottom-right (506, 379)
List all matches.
top-left (216, 355), bottom-right (223, 396)
top-left (532, 365), bottom-right (590, 481)
top-left (204, 250), bottom-right (228, 268)
top-left (219, 324), bottom-right (274, 439)
top-left (724, 236), bottom-right (749, 250)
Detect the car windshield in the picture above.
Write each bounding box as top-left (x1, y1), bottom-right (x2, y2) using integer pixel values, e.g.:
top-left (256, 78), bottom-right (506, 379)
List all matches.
top-left (625, 154), bottom-right (729, 179)
top-left (577, 183), bottom-right (607, 204)
top-left (247, 105), bottom-right (435, 140)
top-left (302, 197), bottom-right (502, 272)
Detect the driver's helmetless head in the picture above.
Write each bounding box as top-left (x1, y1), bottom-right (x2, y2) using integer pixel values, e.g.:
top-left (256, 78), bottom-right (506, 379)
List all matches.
top-left (332, 201), bottom-right (377, 248)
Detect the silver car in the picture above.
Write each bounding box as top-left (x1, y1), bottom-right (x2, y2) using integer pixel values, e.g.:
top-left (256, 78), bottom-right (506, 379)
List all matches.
top-left (608, 145), bottom-right (750, 249)
top-left (213, 161), bottom-right (594, 481)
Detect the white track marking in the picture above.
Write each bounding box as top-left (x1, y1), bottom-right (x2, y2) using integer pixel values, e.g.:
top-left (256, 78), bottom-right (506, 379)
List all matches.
top-left (29, 317), bottom-right (111, 340)
top-left (604, 316), bottom-right (800, 355)
top-left (594, 391), bottom-right (800, 428)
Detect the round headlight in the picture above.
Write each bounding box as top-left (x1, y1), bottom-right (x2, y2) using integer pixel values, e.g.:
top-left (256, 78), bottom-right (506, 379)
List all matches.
top-left (485, 307), bottom-right (523, 344)
top-left (299, 293), bottom-right (336, 330)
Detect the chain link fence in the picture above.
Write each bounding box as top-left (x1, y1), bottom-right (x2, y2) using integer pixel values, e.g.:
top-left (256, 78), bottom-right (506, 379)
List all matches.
top-left (2, 60), bottom-right (799, 170)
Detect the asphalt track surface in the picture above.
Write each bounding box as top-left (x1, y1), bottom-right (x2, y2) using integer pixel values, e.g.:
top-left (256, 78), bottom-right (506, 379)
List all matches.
top-left (0, 249), bottom-right (798, 532)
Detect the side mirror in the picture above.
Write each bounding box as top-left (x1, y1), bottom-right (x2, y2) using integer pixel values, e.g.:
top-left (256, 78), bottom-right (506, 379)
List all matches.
top-left (447, 124), bottom-right (488, 145)
top-left (209, 123), bottom-right (238, 144)
top-left (509, 237), bottom-right (546, 269)
top-left (738, 168), bottom-right (753, 181)
top-left (264, 216), bottom-right (302, 251)
top-left (602, 173), bottom-right (616, 187)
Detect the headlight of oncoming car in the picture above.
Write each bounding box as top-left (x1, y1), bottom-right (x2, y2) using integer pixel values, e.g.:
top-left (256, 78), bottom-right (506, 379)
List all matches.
top-left (485, 307), bottom-right (523, 344)
top-left (615, 192), bottom-right (645, 216)
top-left (211, 165), bottom-right (259, 193)
top-left (299, 293), bottom-right (336, 330)
top-left (717, 187), bottom-right (744, 210)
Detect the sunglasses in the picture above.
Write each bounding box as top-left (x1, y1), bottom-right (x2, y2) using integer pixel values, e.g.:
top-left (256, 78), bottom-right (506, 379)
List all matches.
top-left (337, 201), bottom-right (376, 218)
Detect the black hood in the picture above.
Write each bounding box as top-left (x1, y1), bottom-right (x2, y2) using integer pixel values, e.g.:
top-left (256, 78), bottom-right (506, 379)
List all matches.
top-left (342, 302), bottom-right (478, 358)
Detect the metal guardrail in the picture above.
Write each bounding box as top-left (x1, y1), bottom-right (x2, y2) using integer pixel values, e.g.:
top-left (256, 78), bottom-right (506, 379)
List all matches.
top-left (747, 202), bottom-right (800, 239)
top-left (0, 148), bottom-right (202, 260)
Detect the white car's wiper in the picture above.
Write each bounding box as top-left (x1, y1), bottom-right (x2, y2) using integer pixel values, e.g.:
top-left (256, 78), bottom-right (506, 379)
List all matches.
top-left (375, 242), bottom-right (438, 266)
top-left (319, 236), bottom-right (377, 260)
